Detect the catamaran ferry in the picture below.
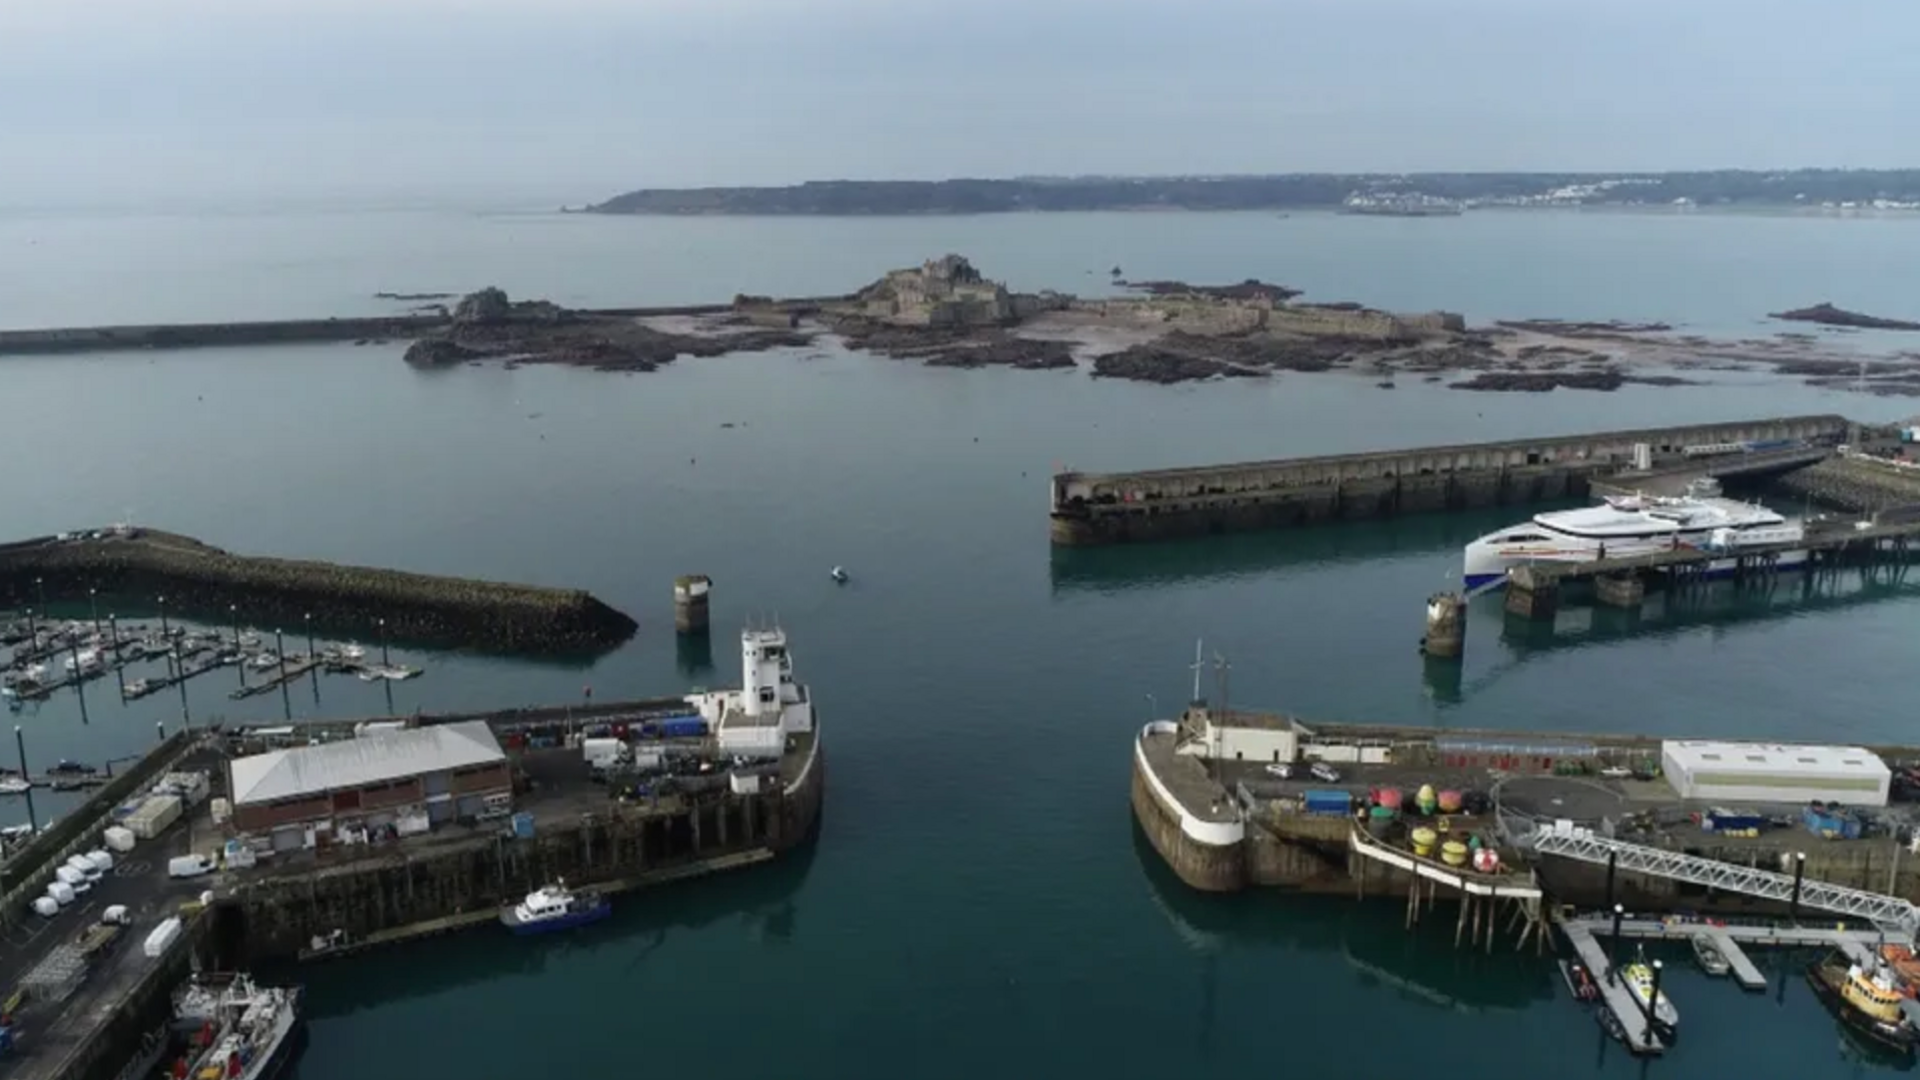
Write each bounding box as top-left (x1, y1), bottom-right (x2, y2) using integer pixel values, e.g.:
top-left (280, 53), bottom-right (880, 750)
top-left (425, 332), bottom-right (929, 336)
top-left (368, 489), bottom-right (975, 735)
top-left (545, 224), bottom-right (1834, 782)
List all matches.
top-left (1462, 478), bottom-right (1806, 594)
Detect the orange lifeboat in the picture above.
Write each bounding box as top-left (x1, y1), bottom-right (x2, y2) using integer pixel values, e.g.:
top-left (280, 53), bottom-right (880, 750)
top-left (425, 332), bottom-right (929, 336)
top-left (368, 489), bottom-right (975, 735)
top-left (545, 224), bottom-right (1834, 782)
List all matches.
top-left (1879, 945), bottom-right (1920, 996)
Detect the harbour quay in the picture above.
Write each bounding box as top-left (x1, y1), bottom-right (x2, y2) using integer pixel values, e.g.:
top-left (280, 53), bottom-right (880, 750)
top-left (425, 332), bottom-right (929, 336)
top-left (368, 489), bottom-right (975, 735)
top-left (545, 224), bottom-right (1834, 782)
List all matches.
top-left (0, 526), bottom-right (637, 655)
top-left (0, 626), bottom-right (821, 1080)
top-left (1132, 693), bottom-right (1920, 925)
top-left (1050, 413), bottom-right (1850, 545)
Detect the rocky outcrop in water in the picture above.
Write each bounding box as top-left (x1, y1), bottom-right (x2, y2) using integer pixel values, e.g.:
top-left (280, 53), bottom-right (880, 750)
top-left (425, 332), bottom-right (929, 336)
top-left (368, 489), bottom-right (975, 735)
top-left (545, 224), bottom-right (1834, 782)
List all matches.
top-left (407, 288), bottom-right (812, 372)
top-left (1118, 279), bottom-right (1303, 302)
top-left (1769, 303), bottom-right (1920, 332)
top-left (1090, 346), bottom-right (1264, 383)
top-left (0, 529), bottom-right (636, 655)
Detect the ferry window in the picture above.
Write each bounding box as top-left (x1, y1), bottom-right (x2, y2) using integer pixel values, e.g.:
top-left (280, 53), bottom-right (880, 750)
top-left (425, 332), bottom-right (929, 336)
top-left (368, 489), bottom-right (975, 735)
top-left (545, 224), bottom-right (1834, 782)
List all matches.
top-left (1700, 753), bottom-right (1722, 761)
top-left (1746, 755), bottom-right (1766, 763)
top-left (1798, 757), bottom-right (1817, 764)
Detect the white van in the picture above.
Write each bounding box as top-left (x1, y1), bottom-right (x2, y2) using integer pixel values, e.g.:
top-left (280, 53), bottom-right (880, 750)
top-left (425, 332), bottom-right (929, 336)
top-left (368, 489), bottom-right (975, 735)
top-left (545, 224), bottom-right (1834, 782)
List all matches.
top-left (167, 854), bottom-right (217, 879)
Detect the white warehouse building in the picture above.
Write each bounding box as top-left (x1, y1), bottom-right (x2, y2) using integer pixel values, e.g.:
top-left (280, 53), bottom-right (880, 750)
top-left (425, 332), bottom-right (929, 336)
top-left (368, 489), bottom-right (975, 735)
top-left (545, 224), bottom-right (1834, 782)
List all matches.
top-left (1661, 740), bottom-right (1891, 807)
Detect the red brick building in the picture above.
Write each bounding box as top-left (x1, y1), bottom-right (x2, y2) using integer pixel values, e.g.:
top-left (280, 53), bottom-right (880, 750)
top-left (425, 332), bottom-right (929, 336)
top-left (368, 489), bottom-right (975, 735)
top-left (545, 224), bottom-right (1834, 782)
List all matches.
top-left (227, 720), bottom-right (510, 849)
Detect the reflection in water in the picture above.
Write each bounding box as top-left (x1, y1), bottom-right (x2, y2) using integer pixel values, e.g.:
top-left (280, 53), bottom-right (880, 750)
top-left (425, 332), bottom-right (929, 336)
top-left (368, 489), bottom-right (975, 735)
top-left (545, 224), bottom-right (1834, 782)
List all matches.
top-left (676, 632), bottom-right (715, 679)
top-left (1048, 506), bottom-right (1551, 596)
top-left (292, 842), bottom-right (817, 1019)
top-left (1132, 826), bottom-right (1551, 1017)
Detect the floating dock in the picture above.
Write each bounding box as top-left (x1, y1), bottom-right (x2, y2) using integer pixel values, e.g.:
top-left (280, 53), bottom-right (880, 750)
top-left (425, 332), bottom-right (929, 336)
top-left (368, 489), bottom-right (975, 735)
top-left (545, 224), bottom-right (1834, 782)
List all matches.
top-left (1560, 922), bottom-right (1666, 1054)
top-left (1050, 414), bottom-right (1850, 545)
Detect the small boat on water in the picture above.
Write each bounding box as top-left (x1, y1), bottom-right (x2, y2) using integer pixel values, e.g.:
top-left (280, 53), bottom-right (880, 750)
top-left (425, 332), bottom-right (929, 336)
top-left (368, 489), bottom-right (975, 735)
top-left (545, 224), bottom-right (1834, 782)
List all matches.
top-left (830, 566), bottom-right (849, 584)
top-left (1621, 951), bottom-right (1680, 1035)
top-left (1691, 931), bottom-right (1731, 977)
top-left (1807, 951), bottom-right (1919, 1058)
top-left (1559, 959), bottom-right (1599, 1003)
top-left (500, 881), bottom-right (611, 935)
top-left (0, 777), bottom-right (33, 795)
top-left (249, 651), bottom-right (282, 672)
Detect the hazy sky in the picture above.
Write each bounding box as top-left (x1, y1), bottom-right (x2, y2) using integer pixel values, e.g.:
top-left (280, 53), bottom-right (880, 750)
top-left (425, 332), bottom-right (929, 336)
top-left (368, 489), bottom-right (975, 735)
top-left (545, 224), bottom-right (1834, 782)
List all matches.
top-left (1, 0), bottom-right (1912, 207)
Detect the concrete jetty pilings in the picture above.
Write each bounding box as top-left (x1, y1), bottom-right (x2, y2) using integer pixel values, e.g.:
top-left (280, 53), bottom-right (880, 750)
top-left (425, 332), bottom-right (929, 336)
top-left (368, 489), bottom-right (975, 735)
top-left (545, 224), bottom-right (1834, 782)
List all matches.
top-left (1050, 414), bottom-right (1850, 545)
top-left (674, 574), bottom-right (712, 634)
top-left (0, 529), bottom-right (636, 654)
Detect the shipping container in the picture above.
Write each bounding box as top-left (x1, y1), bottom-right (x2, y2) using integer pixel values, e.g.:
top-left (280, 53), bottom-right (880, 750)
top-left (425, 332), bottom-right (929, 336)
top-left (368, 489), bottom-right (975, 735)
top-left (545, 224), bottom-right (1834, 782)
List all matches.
top-left (1703, 808), bottom-right (1767, 832)
top-left (511, 812), bottom-right (536, 839)
top-left (661, 717), bottom-right (708, 739)
top-left (103, 826), bottom-right (136, 853)
top-left (1803, 804), bottom-right (1863, 840)
top-left (581, 738), bottom-right (627, 768)
top-left (143, 917), bottom-right (183, 958)
top-left (158, 771), bottom-right (210, 807)
top-left (1302, 789), bottom-right (1354, 815)
top-left (126, 795), bottom-right (182, 840)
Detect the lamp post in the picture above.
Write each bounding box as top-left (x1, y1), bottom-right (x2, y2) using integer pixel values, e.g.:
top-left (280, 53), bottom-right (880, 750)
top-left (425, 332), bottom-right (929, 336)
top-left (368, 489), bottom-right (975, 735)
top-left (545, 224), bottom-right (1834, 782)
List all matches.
top-left (378, 618), bottom-right (390, 666)
top-left (15, 726), bottom-right (36, 831)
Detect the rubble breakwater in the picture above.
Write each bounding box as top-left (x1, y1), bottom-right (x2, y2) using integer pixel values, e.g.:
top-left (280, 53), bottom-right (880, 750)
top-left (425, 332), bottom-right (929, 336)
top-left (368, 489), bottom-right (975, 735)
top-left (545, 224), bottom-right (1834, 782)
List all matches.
top-left (0, 529), bottom-right (636, 654)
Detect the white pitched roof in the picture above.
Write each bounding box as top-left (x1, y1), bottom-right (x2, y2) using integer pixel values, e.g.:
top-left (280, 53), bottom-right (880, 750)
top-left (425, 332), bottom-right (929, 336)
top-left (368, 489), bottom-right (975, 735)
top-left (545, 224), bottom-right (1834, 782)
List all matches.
top-left (230, 720), bottom-right (505, 806)
top-left (1662, 740), bottom-right (1889, 778)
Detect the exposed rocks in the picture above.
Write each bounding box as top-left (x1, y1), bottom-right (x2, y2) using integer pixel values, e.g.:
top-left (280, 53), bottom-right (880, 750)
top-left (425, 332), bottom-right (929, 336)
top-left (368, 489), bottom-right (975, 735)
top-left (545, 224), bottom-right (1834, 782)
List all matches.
top-left (1494, 318), bottom-right (1674, 338)
top-left (375, 291), bottom-right (455, 301)
top-left (923, 339), bottom-right (1076, 370)
top-left (1090, 346), bottom-right (1264, 384)
top-left (403, 338), bottom-right (482, 367)
top-left (1118, 279), bottom-right (1303, 302)
top-left (1769, 303), bottom-right (1920, 332)
top-left (1771, 456), bottom-right (1920, 513)
top-left (407, 288), bottom-right (812, 372)
top-left (0, 529), bottom-right (637, 655)
top-left (1448, 371), bottom-right (1627, 392)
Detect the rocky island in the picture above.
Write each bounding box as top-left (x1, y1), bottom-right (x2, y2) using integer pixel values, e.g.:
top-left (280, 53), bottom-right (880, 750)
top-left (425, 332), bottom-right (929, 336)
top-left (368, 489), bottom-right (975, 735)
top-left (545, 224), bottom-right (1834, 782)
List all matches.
top-left (1769, 302), bottom-right (1920, 332)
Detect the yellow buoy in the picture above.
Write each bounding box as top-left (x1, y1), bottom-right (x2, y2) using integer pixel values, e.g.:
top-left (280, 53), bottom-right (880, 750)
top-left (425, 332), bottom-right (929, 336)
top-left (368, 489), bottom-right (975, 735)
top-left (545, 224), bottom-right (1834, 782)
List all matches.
top-left (1411, 827), bottom-right (1438, 857)
top-left (1441, 840), bottom-right (1469, 867)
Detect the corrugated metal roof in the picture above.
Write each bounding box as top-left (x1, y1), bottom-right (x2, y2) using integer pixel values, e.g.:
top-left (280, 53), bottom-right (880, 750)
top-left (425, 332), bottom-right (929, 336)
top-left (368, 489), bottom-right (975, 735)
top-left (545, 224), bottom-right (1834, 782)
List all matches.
top-left (1662, 740), bottom-right (1889, 778)
top-left (1435, 736), bottom-right (1598, 757)
top-left (229, 720), bottom-right (504, 806)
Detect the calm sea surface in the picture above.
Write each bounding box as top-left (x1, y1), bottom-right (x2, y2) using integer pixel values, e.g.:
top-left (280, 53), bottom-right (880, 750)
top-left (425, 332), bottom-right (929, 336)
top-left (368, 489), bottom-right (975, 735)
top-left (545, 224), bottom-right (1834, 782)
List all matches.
top-left (2, 204), bottom-right (1919, 1078)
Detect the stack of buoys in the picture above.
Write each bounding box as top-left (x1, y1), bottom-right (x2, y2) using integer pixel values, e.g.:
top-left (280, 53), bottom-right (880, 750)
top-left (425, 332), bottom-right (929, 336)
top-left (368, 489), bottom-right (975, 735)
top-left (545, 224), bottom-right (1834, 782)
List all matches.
top-left (1415, 783), bottom-right (1438, 816)
top-left (1473, 846), bottom-right (1500, 873)
top-left (1372, 787), bottom-right (1404, 812)
top-left (1441, 840), bottom-right (1469, 867)
top-left (1437, 789), bottom-right (1463, 814)
top-left (1411, 826), bottom-right (1438, 857)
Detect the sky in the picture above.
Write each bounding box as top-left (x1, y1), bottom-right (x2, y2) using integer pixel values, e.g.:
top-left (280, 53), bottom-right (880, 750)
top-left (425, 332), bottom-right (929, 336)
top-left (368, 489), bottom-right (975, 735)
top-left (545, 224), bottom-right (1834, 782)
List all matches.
top-left (0, 0), bottom-right (1913, 208)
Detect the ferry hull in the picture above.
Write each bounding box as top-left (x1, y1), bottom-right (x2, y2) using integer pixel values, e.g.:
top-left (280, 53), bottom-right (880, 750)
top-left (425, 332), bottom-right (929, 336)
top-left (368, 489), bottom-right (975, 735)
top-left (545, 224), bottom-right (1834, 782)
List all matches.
top-left (501, 899), bottom-right (612, 936)
top-left (1465, 549), bottom-right (1810, 594)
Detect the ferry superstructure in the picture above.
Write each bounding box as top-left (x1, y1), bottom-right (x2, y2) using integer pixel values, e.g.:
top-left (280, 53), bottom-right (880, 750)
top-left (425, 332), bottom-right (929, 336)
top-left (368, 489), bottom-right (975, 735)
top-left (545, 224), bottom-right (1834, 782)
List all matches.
top-left (1462, 478), bottom-right (1806, 593)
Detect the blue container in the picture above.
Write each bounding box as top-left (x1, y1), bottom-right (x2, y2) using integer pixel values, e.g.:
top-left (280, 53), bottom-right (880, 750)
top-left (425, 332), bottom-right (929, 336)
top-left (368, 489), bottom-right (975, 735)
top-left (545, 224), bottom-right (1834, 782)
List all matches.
top-left (511, 812), bottom-right (535, 839)
top-left (1803, 805), bottom-right (1862, 839)
top-left (660, 717), bottom-right (708, 739)
top-left (639, 723), bottom-right (661, 738)
top-left (1302, 789), bottom-right (1353, 815)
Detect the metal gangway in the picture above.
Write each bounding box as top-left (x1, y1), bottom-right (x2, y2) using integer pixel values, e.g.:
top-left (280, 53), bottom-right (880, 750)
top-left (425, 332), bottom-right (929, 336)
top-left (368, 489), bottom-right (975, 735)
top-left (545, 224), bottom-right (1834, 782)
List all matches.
top-left (1523, 823), bottom-right (1920, 939)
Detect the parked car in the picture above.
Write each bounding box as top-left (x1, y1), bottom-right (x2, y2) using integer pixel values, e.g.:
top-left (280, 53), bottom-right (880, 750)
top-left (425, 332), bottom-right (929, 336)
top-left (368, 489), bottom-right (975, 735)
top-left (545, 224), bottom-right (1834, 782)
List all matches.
top-left (1600, 766), bottom-right (1632, 779)
top-left (1264, 763), bottom-right (1293, 780)
top-left (1309, 762), bottom-right (1342, 783)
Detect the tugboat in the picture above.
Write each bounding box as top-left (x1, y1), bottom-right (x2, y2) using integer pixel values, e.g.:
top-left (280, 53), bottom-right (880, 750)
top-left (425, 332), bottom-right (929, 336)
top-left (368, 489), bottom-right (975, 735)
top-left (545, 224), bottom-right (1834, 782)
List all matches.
top-left (1807, 950), bottom-right (1919, 1058)
top-left (1690, 931), bottom-right (1732, 977)
top-left (499, 880), bottom-right (611, 936)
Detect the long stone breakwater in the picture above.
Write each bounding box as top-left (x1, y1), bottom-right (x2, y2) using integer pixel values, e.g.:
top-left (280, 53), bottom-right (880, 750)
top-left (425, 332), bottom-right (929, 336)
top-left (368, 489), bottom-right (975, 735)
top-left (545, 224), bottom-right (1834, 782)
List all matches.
top-left (1050, 414), bottom-right (1853, 545)
top-left (0, 529), bottom-right (636, 653)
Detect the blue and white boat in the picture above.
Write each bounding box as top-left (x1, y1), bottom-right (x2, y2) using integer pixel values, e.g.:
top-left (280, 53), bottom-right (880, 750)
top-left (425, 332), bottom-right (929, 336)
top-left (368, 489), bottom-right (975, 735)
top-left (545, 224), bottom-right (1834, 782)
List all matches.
top-left (1462, 478), bottom-right (1807, 594)
top-left (499, 880), bottom-right (611, 935)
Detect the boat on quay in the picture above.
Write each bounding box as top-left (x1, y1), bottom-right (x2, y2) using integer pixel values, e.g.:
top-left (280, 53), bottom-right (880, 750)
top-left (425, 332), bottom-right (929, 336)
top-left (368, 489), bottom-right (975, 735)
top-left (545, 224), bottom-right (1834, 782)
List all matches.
top-left (167, 972), bottom-right (306, 1080)
top-left (1691, 931), bottom-right (1732, 977)
top-left (1807, 951), bottom-right (1919, 1060)
top-left (500, 880), bottom-right (611, 935)
top-left (1462, 476), bottom-right (1807, 593)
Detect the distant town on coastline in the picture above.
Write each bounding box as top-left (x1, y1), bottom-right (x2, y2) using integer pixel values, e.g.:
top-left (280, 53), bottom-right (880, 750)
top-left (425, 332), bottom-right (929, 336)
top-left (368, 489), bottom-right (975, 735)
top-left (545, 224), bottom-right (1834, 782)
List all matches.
top-left (586, 169), bottom-right (1920, 216)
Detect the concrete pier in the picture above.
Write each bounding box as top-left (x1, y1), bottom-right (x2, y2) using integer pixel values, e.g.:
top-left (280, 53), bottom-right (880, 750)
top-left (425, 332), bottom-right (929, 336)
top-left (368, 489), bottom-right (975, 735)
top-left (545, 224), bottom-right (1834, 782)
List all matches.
top-left (1418, 592), bottom-right (1465, 659)
top-left (674, 574), bottom-right (712, 634)
top-left (1050, 414), bottom-right (1848, 545)
top-left (1593, 573), bottom-right (1646, 609)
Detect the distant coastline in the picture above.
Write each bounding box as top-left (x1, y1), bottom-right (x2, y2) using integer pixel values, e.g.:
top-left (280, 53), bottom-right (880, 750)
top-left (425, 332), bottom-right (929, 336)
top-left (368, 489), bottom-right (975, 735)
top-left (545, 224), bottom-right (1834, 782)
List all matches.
top-left (586, 169), bottom-right (1920, 217)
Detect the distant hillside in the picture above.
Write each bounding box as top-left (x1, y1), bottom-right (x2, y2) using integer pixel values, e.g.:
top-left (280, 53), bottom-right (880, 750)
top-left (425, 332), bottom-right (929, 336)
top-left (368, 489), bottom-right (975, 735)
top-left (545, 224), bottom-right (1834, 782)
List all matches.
top-left (586, 170), bottom-right (1920, 216)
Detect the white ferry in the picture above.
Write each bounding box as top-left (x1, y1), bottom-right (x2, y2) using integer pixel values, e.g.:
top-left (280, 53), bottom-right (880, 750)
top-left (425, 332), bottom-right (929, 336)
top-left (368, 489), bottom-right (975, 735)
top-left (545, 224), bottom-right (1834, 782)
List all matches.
top-left (1462, 478), bottom-right (1806, 593)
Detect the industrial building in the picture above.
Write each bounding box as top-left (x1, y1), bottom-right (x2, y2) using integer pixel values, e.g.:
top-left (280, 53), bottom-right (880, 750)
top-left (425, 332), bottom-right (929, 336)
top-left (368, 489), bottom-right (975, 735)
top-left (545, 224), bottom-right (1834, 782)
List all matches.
top-left (1660, 740), bottom-right (1891, 808)
top-left (228, 720), bottom-right (512, 848)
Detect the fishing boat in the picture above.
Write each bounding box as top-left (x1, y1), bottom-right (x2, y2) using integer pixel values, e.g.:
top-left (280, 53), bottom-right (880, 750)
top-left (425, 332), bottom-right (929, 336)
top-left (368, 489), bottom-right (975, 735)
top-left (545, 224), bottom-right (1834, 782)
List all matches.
top-left (1807, 951), bottom-right (1919, 1058)
top-left (169, 973), bottom-right (306, 1080)
top-left (1620, 951), bottom-right (1680, 1035)
top-left (1690, 931), bottom-right (1731, 977)
top-left (1559, 959), bottom-right (1599, 1003)
top-left (499, 880), bottom-right (611, 935)
top-left (0, 777), bottom-right (31, 795)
